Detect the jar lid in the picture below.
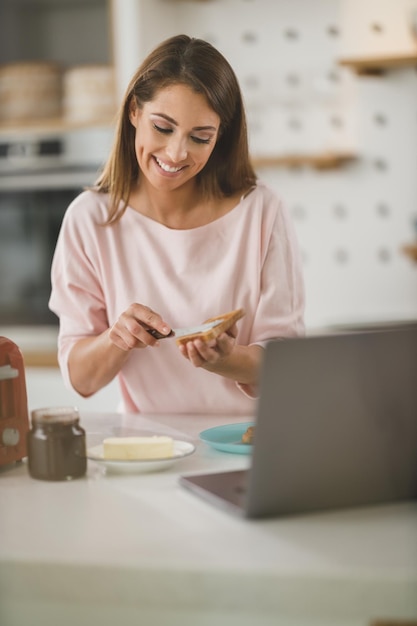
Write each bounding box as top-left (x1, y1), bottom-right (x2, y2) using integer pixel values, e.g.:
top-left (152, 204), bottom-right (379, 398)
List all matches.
top-left (31, 406), bottom-right (79, 426)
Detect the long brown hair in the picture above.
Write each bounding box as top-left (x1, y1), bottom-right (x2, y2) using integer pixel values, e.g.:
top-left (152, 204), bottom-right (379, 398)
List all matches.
top-left (96, 34), bottom-right (257, 223)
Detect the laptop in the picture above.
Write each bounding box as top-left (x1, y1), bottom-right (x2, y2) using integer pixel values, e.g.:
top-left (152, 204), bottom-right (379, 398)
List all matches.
top-left (180, 324), bottom-right (417, 518)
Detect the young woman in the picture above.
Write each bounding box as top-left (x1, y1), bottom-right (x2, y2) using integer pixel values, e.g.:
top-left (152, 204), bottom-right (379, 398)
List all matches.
top-left (49, 34), bottom-right (305, 415)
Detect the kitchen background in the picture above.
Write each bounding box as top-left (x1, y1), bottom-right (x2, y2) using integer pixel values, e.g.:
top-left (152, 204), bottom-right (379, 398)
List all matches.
top-left (0, 0), bottom-right (416, 411)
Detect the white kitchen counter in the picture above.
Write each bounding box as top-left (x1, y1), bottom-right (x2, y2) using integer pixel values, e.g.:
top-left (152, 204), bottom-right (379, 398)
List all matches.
top-left (1, 411), bottom-right (416, 626)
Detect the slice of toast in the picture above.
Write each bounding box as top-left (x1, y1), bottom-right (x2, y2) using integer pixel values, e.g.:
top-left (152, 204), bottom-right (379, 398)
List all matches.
top-left (174, 308), bottom-right (245, 346)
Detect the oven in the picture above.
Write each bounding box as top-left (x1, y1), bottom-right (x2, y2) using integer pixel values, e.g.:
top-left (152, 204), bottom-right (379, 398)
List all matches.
top-left (0, 126), bottom-right (113, 328)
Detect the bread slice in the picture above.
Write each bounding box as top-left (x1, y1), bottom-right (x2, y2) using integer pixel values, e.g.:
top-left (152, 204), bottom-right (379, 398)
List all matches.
top-left (174, 308), bottom-right (245, 346)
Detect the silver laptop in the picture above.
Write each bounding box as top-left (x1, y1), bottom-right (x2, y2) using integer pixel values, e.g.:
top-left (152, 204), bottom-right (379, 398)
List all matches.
top-left (180, 324), bottom-right (417, 518)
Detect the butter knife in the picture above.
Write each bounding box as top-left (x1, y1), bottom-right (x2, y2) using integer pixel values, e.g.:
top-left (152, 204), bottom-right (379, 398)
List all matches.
top-left (147, 319), bottom-right (224, 340)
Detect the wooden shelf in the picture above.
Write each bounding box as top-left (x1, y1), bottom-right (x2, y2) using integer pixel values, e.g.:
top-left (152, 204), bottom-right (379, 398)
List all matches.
top-left (402, 244), bottom-right (417, 263)
top-left (338, 52), bottom-right (417, 75)
top-left (251, 152), bottom-right (357, 171)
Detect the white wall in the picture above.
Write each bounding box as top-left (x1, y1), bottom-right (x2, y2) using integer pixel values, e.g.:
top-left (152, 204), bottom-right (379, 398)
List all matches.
top-left (25, 367), bottom-right (120, 414)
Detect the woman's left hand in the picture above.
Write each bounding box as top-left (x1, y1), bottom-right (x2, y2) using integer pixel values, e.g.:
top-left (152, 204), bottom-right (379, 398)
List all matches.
top-left (178, 323), bottom-right (237, 370)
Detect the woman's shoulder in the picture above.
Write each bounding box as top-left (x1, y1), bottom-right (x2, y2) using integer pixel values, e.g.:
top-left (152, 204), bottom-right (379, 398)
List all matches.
top-left (241, 182), bottom-right (295, 239)
top-left (247, 181), bottom-right (284, 206)
top-left (240, 182), bottom-right (285, 219)
top-left (64, 189), bottom-right (110, 221)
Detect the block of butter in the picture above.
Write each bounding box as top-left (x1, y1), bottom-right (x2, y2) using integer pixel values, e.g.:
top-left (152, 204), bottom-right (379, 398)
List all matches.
top-left (102, 436), bottom-right (174, 460)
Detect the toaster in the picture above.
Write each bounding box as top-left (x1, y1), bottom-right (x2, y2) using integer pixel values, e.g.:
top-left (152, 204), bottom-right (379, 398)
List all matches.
top-left (0, 337), bottom-right (29, 467)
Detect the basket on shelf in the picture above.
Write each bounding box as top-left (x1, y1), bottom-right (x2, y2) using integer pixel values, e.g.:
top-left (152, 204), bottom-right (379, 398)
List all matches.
top-left (0, 61), bottom-right (62, 122)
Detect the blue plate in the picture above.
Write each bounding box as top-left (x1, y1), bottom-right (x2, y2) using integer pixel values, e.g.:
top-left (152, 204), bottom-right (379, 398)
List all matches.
top-left (199, 422), bottom-right (254, 455)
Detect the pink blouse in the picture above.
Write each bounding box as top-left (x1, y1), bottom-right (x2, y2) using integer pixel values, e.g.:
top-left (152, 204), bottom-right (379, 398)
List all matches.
top-left (49, 182), bottom-right (305, 414)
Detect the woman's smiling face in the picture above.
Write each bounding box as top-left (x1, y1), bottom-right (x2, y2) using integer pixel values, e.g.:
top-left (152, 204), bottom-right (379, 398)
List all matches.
top-left (129, 83), bottom-right (220, 191)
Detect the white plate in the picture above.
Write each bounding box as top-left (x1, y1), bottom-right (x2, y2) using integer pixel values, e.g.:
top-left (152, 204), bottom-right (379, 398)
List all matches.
top-left (86, 440), bottom-right (196, 474)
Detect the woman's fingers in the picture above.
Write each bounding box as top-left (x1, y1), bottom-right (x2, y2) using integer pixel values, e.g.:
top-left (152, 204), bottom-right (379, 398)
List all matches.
top-left (179, 332), bottom-right (235, 367)
top-left (109, 304), bottom-right (171, 350)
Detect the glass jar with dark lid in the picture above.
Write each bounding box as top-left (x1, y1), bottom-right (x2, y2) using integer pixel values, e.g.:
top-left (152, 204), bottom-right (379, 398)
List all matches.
top-left (27, 407), bottom-right (86, 481)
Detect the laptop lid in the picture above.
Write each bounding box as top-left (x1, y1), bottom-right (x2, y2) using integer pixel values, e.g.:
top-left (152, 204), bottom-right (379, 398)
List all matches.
top-left (180, 324), bottom-right (417, 519)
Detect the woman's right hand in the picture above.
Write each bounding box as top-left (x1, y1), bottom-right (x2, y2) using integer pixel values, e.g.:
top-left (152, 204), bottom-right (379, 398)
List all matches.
top-left (108, 304), bottom-right (172, 351)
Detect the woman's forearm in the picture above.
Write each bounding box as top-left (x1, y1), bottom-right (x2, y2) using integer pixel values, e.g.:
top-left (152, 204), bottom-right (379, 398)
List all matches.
top-left (67, 330), bottom-right (130, 397)
top-left (204, 344), bottom-right (264, 387)
top-left (67, 330), bottom-right (264, 398)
